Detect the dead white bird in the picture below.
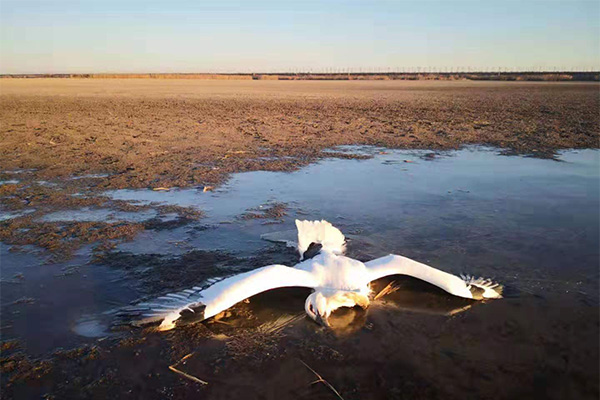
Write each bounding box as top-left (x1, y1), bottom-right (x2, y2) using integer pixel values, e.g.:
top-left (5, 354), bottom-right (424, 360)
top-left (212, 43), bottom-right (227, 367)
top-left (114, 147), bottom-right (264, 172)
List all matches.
top-left (125, 220), bottom-right (502, 330)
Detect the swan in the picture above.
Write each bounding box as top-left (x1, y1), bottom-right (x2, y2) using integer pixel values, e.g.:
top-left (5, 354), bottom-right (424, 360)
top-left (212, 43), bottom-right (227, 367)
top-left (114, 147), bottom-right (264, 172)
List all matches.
top-left (123, 220), bottom-right (502, 330)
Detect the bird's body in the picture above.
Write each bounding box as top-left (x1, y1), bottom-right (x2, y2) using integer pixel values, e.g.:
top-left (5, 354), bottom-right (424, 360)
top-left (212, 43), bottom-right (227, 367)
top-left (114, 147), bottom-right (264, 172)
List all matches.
top-left (297, 251), bottom-right (370, 292)
top-left (296, 251), bottom-right (371, 325)
top-left (123, 220), bottom-right (502, 330)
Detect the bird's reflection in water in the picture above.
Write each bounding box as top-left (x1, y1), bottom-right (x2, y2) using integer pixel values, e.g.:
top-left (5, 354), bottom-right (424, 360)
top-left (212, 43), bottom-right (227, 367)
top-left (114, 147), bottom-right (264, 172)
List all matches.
top-left (326, 307), bottom-right (368, 335)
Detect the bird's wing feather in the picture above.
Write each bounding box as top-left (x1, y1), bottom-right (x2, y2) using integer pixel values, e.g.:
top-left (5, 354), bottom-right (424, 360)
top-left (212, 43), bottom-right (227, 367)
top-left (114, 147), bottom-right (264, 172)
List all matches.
top-left (365, 254), bottom-right (502, 300)
top-left (121, 265), bottom-right (318, 331)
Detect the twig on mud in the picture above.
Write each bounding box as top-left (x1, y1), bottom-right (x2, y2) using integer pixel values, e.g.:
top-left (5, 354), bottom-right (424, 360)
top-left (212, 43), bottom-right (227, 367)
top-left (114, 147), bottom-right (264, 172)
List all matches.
top-left (168, 353), bottom-right (208, 385)
top-left (298, 359), bottom-right (344, 400)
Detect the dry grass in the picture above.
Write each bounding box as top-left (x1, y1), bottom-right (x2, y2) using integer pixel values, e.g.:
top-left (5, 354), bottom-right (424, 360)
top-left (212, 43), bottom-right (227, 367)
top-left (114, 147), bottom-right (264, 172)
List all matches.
top-left (168, 353), bottom-right (208, 385)
top-left (373, 281), bottom-right (402, 300)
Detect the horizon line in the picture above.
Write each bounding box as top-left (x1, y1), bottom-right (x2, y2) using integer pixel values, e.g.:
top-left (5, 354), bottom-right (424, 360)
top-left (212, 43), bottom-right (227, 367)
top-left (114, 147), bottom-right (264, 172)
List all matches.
top-left (2, 70), bottom-right (600, 76)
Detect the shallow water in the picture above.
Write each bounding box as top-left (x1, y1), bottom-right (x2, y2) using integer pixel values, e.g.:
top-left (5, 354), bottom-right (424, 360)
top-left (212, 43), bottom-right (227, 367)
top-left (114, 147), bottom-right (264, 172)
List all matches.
top-left (1, 147), bottom-right (598, 399)
top-left (40, 207), bottom-right (159, 223)
top-left (111, 147), bottom-right (599, 279)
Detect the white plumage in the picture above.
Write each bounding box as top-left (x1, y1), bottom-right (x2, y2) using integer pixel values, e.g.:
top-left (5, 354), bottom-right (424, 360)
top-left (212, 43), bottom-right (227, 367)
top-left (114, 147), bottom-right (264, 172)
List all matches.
top-left (296, 219), bottom-right (346, 259)
top-left (123, 220), bottom-right (502, 330)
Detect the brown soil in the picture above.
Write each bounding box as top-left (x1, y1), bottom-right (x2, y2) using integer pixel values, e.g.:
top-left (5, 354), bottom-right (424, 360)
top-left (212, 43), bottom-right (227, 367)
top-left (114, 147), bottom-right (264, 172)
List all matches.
top-left (239, 202), bottom-right (288, 221)
top-left (1, 80), bottom-right (598, 190)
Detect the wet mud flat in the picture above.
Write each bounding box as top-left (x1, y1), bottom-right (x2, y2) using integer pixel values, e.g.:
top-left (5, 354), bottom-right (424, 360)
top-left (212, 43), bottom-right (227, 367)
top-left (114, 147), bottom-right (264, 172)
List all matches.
top-left (1, 148), bottom-right (598, 399)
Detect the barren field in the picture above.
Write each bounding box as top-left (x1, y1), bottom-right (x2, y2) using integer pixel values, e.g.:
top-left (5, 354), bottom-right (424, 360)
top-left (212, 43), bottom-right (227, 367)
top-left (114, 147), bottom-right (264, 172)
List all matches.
top-left (1, 79), bottom-right (598, 189)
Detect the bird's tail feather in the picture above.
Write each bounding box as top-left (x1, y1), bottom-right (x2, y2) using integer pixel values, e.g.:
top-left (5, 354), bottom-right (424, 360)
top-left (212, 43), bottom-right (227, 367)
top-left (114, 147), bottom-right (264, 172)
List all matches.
top-left (295, 219), bottom-right (346, 259)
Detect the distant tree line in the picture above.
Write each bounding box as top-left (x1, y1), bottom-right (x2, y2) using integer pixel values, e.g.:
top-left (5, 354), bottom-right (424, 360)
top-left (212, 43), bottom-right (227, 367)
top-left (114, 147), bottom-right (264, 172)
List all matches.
top-left (1, 72), bottom-right (598, 81)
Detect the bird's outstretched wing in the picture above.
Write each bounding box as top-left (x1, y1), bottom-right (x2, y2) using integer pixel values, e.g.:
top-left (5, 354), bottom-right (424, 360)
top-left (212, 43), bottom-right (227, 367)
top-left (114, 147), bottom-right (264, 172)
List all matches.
top-left (365, 254), bottom-right (502, 300)
top-left (120, 265), bottom-right (318, 331)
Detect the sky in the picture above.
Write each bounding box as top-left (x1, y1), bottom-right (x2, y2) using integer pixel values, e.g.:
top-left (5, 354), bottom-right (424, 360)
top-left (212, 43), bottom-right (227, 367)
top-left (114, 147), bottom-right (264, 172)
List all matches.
top-left (0, 0), bottom-right (598, 74)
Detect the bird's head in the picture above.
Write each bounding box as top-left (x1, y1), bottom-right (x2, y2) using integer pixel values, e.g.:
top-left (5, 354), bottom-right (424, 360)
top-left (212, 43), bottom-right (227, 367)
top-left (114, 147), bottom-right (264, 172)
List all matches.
top-left (305, 291), bottom-right (331, 327)
top-left (304, 290), bottom-right (370, 327)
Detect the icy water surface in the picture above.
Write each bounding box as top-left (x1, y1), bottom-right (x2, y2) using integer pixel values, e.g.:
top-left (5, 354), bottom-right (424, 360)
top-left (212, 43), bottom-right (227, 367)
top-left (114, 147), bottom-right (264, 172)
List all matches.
top-left (1, 147), bottom-right (598, 399)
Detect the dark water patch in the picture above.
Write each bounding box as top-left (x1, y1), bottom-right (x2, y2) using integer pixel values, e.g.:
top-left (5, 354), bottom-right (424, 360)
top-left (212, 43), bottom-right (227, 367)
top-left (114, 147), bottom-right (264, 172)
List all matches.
top-left (40, 207), bottom-right (158, 223)
top-left (95, 250), bottom-right (242, 296)
top-left (0, 242), bottom-right (137, 355)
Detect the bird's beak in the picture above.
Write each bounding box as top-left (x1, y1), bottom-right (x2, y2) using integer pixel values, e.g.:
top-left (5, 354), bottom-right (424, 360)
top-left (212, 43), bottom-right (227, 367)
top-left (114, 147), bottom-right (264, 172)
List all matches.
top-left (315, 313), bottom-right (331, 328)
